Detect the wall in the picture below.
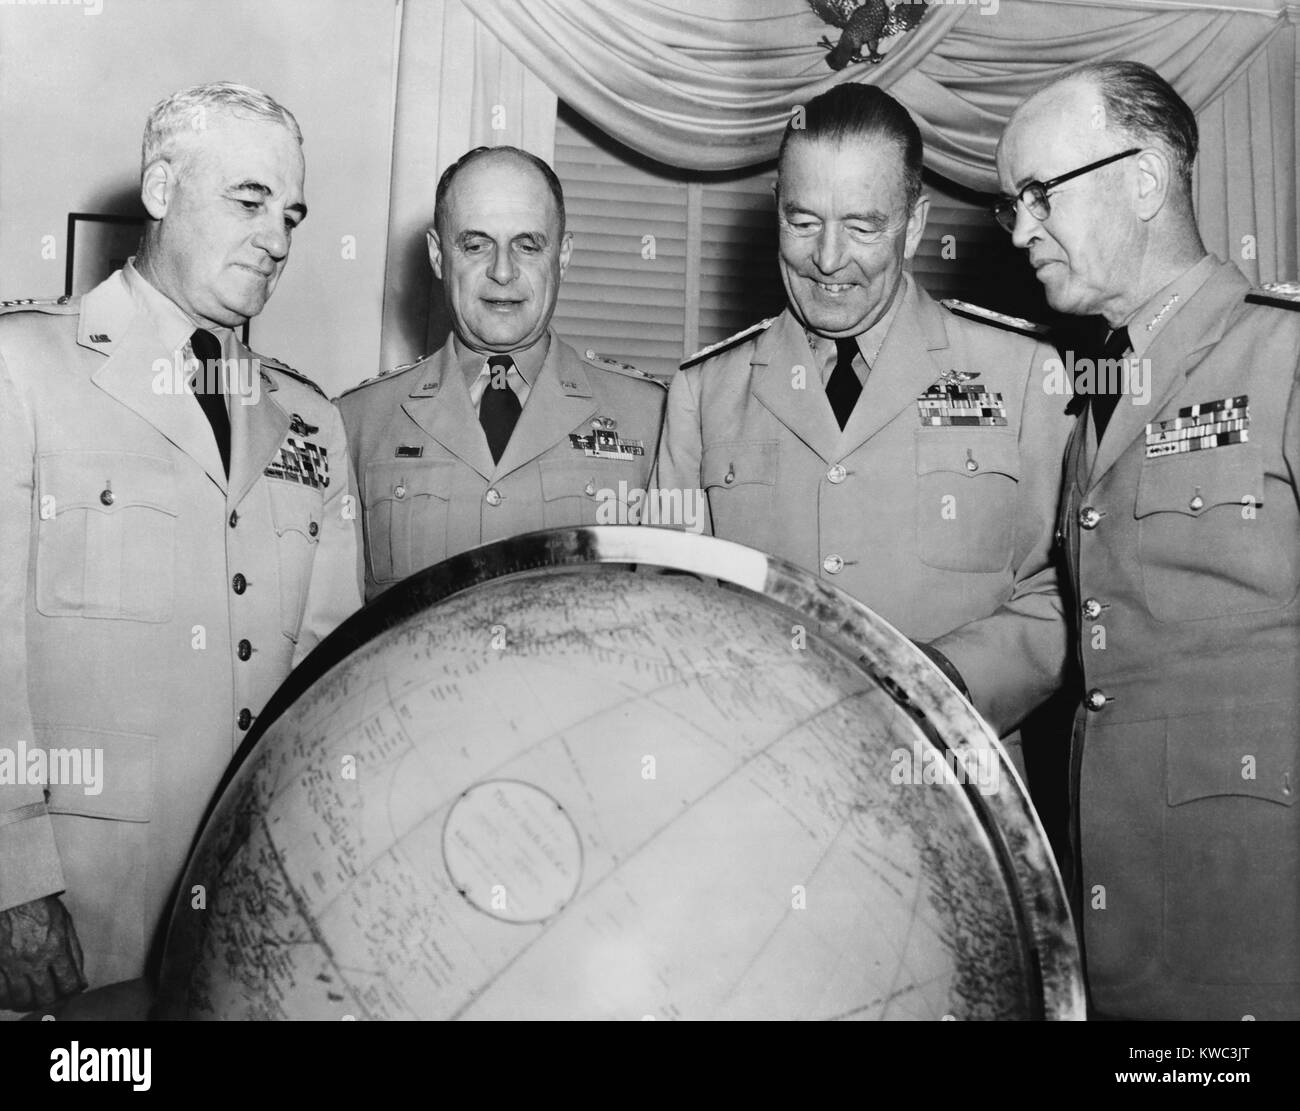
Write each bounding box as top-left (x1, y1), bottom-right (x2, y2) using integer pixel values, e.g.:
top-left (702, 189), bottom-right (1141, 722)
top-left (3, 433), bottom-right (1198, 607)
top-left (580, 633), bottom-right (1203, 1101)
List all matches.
top-left (0, 0), bottom-right (400, 399)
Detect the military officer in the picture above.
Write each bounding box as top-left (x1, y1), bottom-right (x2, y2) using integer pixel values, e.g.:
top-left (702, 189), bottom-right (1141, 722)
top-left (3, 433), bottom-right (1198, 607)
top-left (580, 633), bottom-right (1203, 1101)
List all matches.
top-left (653, 84), bottom-right (1073, 748)
top-left (0, 82), bottom-right (363, 1011)
top-left (339, 146), bottom-right (666, 601)
top-left (997, 61), bottom-right (1300, 1020)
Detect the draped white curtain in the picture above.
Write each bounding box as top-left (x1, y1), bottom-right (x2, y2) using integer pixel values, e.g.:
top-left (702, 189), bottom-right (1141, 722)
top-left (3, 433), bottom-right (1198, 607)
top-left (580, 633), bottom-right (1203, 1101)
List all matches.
top-left (381, 0), bottom-right (1298, 364)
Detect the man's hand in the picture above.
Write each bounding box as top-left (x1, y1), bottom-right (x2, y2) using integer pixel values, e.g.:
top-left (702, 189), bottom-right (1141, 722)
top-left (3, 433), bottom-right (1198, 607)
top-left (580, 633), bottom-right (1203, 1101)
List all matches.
top-left (0, 894), bottom-right (86, 1012)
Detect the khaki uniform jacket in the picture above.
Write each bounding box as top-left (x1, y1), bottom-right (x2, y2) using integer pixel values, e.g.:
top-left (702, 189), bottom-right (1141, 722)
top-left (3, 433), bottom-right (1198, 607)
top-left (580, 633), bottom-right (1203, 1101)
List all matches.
top-left (652, 275), bottom-right (1073, 737)
top-left (0, 271), bottom-right (363, 993)
top-left (338, 332), bottom-right (666, 601)
top-left (1060, 258), bottom-right (1300, 1020)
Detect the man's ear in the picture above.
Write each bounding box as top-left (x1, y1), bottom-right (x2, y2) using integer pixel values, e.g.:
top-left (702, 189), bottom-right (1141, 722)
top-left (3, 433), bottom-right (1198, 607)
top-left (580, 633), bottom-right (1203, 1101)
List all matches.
top-left (427, 227), bottom-right (443, 281)
top-left (1133, 148), bottom-right (1171, 222)
top-left (140, 159), bottom-right (175, 220)
top-left (903, 193), bottom-right (930, 260)
top-left (558, 231), bottom-right (573, 279)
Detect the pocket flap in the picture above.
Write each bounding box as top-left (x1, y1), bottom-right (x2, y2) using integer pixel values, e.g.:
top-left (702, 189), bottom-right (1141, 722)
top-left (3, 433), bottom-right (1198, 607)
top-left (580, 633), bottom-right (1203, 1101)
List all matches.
top-left (38, 452), bottom-right (177, 516)
top-left (34, 725), bottom-right (154, 822)
top-left (1167, 703), bottom-right (1295, 807)
top-left (915, 429), bottom-right (1020, 480)
top-left (363, 459), bottom-right (453, 504)
top-left (267, 480), bottom-right (322, 540)
top-left (538, 458), bottom-right (609, 502)
top-left (1136, 445), bottom-right (1261, 519)
top-left (700, 441), bottom-right (779, 489)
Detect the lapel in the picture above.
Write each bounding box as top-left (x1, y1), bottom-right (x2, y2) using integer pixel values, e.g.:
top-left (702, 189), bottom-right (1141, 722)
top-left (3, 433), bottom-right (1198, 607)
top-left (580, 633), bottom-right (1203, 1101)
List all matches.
top-left (837, 277), bottom-right (950, 455)
top-left (399, 342), bottom-right (496, 480)
top-left (751, 311), bottom-right (843, 464)
top-left (83, 273), bottom-right (228, 494)
top-left (494, 337), bottom-right (597, 478)
top-left (228, 337), bottom-right (292, 508)
top-left (1088, 260), bottom-right (1247, 487)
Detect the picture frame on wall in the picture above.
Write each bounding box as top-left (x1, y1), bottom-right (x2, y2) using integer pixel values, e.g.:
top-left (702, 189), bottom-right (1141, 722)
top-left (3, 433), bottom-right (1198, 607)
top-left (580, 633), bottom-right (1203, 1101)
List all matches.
top-left (65, 212), bottom-right (250, 344)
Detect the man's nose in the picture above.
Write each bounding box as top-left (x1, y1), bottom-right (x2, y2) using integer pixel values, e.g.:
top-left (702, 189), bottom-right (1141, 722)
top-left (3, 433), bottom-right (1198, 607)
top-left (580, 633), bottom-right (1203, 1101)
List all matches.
top-left (813, 226), bottom-right (847, 275)
top-left (488, 245), bottom-right (518, 285)
top-left (253, 214), bottom-right (291, 260)
top-left (1010, 201), bottom-right (1043, 251)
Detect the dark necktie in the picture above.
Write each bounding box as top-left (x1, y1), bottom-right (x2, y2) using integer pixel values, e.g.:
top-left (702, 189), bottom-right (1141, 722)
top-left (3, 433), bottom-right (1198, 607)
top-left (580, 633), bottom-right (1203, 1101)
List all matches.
top-left (1091, 325), bottom-right (1131, 442)
top-left (190, 328), bottom-right (231, 476)
top-left (479, 354), bottom-right (521, 463)
top-left (826, 337), bottom-right (863, 430)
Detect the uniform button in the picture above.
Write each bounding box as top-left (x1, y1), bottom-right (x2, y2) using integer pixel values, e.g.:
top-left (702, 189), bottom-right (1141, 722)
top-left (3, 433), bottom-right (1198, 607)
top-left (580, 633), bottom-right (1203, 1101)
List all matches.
top-left (308, 521), bottom-right (319, 537)
top-left (485, 488), bottom-right (502, 507)
top-left (99, 488), bottom-right (114, 506)
top-left (393, 484), bottom-right (407, 499)
top-left (1081, 598), bottom-right (1102, 620)
top-left (965, 457), bottom-right (979, 473)
top-left (237, 639), bottom-right (252, 661)
top-left (822, 554), bottom-right (844, 574)
top-left (1084, 688), bottom-right (1108, 712)
top-left (584, 481), bottom-right (596, 497)
top-left (232, 573), bottom-right (247, 594)
top-left (723, 469), bottom-right (736, 485)
top-left (1079, 506), bottom-right (1101, 530)
top-left (827, 464), bottom-right (847, 484)
top-left (237, 708), bottom-right (253, 730)
top-left (1189, 493), bottom-right (1204, 511)
top-left (229, 510), bottom-right (239, 529)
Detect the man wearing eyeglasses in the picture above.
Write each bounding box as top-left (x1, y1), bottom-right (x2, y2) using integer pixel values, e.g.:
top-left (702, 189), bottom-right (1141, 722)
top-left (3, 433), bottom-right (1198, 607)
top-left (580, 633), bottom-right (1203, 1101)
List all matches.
top-left (997, 60), bottom-right (1300, 1021)
top-left (653, 84), bottom-right (1074, 765)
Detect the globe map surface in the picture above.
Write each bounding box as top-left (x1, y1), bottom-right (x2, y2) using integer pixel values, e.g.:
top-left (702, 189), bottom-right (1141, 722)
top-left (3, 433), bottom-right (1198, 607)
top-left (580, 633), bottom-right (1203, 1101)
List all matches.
top-left (157, 527), bottom-right (1082, 1020)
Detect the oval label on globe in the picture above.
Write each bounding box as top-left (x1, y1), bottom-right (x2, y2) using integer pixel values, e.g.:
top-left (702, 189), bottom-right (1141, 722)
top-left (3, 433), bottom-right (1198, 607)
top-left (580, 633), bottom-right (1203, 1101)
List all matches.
top-left (442, 780), bottom-right (584, 923)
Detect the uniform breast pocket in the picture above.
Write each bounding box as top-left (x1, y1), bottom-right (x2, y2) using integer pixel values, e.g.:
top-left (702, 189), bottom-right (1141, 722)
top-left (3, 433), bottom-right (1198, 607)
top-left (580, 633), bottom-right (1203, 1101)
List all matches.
top-left (539, 458), bottom-right (625, 527)
top-left (1163, 703), bottom-right (1298, 985)
top-left (266, 480), bottom-right (324, 640)
top-left (1135, 447), bottom-right (1274, 621)
top-left (700, 441), bottom-right (778, 543)
top-left (362, 460), bottom-right (453, 585)
top-left (35, 452), bottom-right (177, 622)
top-left (914, 430), bottom-right (1020, 572)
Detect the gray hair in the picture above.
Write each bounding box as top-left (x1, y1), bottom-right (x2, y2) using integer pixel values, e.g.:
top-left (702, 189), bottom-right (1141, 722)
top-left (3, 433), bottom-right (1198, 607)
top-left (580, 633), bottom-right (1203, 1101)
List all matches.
top-left (1069, 61), bottom-right (1199, 194)
top-left (141, 81), bottom-right (302, 176)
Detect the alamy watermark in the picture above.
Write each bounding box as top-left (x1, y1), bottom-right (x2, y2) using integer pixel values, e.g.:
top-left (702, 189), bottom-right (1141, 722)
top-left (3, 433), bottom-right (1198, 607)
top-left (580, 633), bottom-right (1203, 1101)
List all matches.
top-left (0, 741), bottom-right (103, 796)
top-left (152, 352), bottom-right (262, 405)
top-left (1043, 351), bottom-right (1152, 407)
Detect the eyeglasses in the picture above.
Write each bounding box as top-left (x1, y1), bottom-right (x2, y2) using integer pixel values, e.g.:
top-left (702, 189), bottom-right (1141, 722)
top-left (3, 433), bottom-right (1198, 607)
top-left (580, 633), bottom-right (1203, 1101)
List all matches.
top-left (992, 148), bottom-right (1141, 233)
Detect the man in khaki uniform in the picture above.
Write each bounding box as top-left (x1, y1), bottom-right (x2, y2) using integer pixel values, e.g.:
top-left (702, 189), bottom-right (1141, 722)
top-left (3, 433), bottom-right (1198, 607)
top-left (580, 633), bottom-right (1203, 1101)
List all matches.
top-left (653, 84), bottom-right (1072, 744)
top-left (998, 61), bottom-right (1299, 1020)
top-left (339, 146), bottom-right (665, 602)
top-left (0, 83), bottom-right (362, 1011)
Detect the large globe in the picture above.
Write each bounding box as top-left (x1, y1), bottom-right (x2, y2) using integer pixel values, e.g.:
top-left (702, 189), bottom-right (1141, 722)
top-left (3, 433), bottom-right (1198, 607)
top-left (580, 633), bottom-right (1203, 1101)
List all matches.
top-left (157, 527), bottom-right (1082, 1020)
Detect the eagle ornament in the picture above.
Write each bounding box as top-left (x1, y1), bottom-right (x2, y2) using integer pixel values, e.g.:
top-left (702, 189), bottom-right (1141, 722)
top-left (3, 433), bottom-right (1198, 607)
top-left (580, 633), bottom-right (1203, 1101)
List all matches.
top-left (809, 0), bottom-right (929, 68)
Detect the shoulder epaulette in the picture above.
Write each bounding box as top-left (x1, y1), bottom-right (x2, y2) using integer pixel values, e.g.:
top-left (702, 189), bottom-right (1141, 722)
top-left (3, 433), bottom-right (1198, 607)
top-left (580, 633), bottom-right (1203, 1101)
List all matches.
top-left (1245, 282), bottom-right (1300, 311)
top-left (583, 349), bottom-right (666, 387)
top-left (680, 318), bottom-right (776, 370)
top-left (260, 354), bottom-right (327, 398)
top-left (0, 295), bottom-right (78, 315)
top-left (941, 299), bottom-right (1050, 338)
top-left (335, 356), bottom-right (427, 399)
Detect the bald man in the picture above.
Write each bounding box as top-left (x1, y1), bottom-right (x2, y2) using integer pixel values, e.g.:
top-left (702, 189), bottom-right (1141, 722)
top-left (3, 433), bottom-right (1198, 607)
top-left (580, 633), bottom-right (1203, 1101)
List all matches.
top-left (997, 61), bottom-right (1300, 1020)
top-left (339, 146), bottom-right (665, 600)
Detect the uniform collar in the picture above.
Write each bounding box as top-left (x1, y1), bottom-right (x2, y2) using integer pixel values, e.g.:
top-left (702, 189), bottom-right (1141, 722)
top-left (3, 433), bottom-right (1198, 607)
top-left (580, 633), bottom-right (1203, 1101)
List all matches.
top-left (121, 257), bottom-right (235, 358)
top-left (1121, 254), bottom-right (1216, 361)
top-left (454, 330), bottom-right (551, 389)
top-left (804, 272), bottom-right (908, 371)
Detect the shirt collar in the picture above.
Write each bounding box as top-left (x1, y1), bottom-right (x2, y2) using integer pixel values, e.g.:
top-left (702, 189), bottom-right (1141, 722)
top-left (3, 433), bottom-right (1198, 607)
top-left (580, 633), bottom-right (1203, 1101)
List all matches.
top-left (455, 331), bottom-right (551, 388)
top-left (1121, 254), bottom-right (1217, 360)
top-left (122, 256), bottom-right (234, 357)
